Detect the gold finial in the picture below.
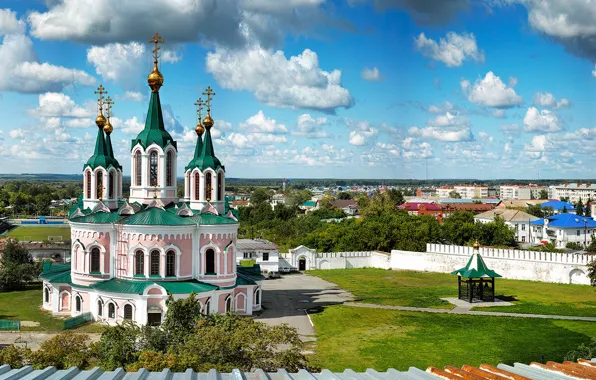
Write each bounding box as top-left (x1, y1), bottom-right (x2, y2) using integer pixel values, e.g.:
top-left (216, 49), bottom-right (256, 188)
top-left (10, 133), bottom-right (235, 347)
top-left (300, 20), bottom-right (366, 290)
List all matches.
top-left (147, 32), bottom-right (164, 92)
top-left (94, 85), bottom-right (107, 128)
top-left (194, 98), bottom-right (205, 136)
top-left (202, 86), bottom-right (215, 129)
top-left (473, 240), bottom-right (480, 250)
top-left (104, 96), bottom-right (114, 134)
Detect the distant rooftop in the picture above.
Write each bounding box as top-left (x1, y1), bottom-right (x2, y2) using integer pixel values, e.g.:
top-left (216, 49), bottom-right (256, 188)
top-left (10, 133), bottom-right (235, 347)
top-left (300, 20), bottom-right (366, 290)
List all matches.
top-left (236, 238), bottom-right (278, 251)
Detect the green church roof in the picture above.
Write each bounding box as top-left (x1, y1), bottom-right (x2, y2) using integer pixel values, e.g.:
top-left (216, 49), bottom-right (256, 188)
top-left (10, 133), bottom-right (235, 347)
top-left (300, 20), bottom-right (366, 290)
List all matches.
top-left (185, 126), bottom-right (224, 172)
top-left (85, 126), bottom-right (120, 170)
top-left (451, 253), bottom-right (502, 278)
top-left (105, 133), bottom-right (122, 169)
top-left (131, 91), bottom-right (177, 151)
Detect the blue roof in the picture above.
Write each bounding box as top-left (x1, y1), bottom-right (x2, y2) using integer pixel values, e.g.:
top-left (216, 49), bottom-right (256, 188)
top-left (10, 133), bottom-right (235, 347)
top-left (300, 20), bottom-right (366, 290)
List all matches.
top-left (533, 214), bottom-right (596, 228)
top-left (539, 201), bottom-right (575, 211)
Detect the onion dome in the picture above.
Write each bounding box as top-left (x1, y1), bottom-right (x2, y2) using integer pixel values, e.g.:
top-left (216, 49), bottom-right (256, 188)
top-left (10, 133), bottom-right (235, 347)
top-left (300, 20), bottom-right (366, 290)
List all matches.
top-left (95, 114), bottom-right (106, 128)
top-left (202, 113), bottom-right (214, 129)
top-left (148, 62), bottom-right (164, 92)
top-left (195, 121), bottom-right (205, 136)
top-left (473, 240), bottom-right (480, 250)
top-left (104, 120), bottom-right (113, 134)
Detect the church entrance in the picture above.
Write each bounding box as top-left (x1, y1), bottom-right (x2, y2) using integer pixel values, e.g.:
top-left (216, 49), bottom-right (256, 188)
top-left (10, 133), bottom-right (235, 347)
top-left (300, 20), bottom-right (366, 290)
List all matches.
top-left (298, 257), bottom-right (306, 271)
top-left (147, 305), bottom-right (162, 326)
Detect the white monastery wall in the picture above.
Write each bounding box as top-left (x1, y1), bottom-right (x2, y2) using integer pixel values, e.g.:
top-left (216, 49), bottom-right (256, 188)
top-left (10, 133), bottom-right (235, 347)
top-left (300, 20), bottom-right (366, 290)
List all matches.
top-left (390, 243), bottom-right (591, 285)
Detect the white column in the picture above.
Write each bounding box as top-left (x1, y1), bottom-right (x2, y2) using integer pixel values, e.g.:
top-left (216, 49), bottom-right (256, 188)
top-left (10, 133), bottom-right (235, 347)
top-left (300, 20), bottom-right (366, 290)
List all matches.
top-left (211, 172), bottom-right (217, 201)
top-left (199, 172), bottom-right (205, 202)
top-left (160, 251), bottom-right (165, 278)
top-left (211, 291), bottom-right (219, 313)
top-left (103, 170), bottom-right (109, 201)
top-left (141, 153), bottom-right (148, 188)
top-left (144, 251), bottom-right (149, 278)
top-left (246, 287), bottom-right (254, 315)
top-left (159, 153), bottom-right (166, 197)
top-left (136, 298), bottom-right (148, 325)
top-left (91, 172), bottom-right (97, 199)
top-left (176, 251), bottom-right (181, 277)
top-left (184, 171), bottom-right (189, 200)
top-left (51, 287), bottom-right (59, 313)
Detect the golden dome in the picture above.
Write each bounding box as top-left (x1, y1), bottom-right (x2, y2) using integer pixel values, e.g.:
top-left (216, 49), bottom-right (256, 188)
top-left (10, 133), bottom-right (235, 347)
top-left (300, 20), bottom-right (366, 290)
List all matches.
top-left (195, 122), bottom-right (205, 136)
top-left (473, 240), bottom-right (480, 250)
top-left (203, 113), bottom-right (214, 129)
top-left (147, 62), bottom-right (164, 92)
top-left (104, 120), bottom-right (113, 134)
top-left (95, 114), bottom-right (106, 128)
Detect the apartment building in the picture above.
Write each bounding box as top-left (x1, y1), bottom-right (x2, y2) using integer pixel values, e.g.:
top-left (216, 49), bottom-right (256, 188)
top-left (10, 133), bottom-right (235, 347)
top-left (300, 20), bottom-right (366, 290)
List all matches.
top-left (499, 185), bottom-right (547, 200)
top-left (437, 185), bottom-right (488, 199)
top-left (549, 183), bottom-right (596, 203)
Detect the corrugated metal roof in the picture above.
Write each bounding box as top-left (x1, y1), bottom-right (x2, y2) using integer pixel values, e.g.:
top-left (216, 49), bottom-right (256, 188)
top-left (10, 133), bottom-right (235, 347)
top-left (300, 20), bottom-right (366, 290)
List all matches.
top-left (1, 359), bottom-right (595, 380)
top-left (236, 239), bottom-right (278, 251)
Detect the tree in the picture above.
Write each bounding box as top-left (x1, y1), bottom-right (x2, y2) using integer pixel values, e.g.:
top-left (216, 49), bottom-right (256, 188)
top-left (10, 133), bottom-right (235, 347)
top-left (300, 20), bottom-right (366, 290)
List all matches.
top-left (562, 206), bottom-right (568, 213)
top-left (336, 192), bottom-right (353, 200)
top-left (587, 198), bottom-right (592, 217)
top-left (577, 199), bottom-right (584, 216)
top-left (448, 190), bottom-right (462, 199)
top-left (0, 240), bottom-right (41, 290)
top-left (28, 332), bottom-right (91, 369)
top-left (539, 189), bottom-right (549, 199)
top-left (161, 293), bottom-right (203, 347)
top-left (526, 204), bottom-right (544, 218)
top-left (587, 260), bottom-right (596, 286)
top-left (250, 188), bottom-right (270, 208)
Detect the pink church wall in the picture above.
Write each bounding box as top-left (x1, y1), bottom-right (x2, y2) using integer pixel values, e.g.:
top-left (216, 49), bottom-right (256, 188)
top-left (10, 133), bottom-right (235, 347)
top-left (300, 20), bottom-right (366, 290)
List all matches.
top-left (60, 292), bottom-right (70, 311)
top-left (226, 247), bottom-right (235, 274)
top-left (72, 230), bottom-right (111, 274)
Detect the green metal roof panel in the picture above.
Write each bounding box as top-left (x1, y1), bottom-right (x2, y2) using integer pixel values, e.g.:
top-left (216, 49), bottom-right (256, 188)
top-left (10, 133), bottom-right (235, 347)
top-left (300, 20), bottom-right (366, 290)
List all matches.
top-left (105, 134), bottom-right (122, 169)
top-left (90, 278), bottom-right (218, 294)
top-left (85, 127), bottom-right (120, 170)
top-left (124, 207), bottom-right (197, 226)
top-left (70, 212), bottom-right (121, 224)
top-left (185, 128), bottom-right (224, 172)
top-left (199, 213), bottom-right (238, 225)
top-left (131, 92), bottom-right (177, 150)
top-left (451, 253), bottom-right (502, 278)
top-left (302, 200), bottom-right (316, 207)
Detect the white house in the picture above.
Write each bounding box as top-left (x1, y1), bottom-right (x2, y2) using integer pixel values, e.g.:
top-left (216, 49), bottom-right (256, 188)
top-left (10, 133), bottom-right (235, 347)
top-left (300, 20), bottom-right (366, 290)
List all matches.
top-left (474, 209), bottom-right (539, 243)
top-left (270, 194), bottom-right (286, 210)
top-left (530, 214), bottom-right (596, 248)
top-left (236, 239), bottom-right (279, 273)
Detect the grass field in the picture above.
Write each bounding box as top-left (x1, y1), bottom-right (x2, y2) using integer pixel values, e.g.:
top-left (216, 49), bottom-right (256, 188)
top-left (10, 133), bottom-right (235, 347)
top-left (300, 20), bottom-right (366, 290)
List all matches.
top-left (0, 287), bottom-right (103, 332)
top-left (307, 268), bottom-right (596, 316)
top-left (6, 226), bottom-right (70, 242)
top-left (309, 305), bottom-right (596, 371)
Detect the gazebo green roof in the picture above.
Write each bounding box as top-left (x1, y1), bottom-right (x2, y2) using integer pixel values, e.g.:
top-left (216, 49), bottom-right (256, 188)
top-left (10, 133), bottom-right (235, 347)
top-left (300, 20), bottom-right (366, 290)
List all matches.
top-left (131, 91), bottom-right (177, 151)
top-left (84, 126), bottom-right (120, 170)
top-left (451, 253), bottom-right (502, 278)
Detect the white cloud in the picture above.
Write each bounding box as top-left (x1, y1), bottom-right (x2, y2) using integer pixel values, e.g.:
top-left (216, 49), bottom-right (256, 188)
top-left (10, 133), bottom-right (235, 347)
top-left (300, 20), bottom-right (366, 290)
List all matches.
top-left (0, 34), bottom-right (96, 93)
top-left (295, 113), bottom-right (329, 138)
top-left (111, 116), bottom-right (145, 136)
top-left (28, 92), bottom-right (93, 118)
top-left (361, 67), bottom-right (382, 81)
top-left (461, 71), bottom-right (523, 108)
top-left (367, 0), bottom-right (469, 25)
top-left (64, 119), bottom-right (94, 128)
top-left (414, 32), bottom-right (484, 67)
top-left (240, 110), bottom-right (288, 134)
top-left (493, 109), bottom-right (505, 118)
top-left (8, 129), bottom-right (25, 139)
top-left (429, 112), bottom-right (470, 128)
top-left (401, 137), bottom-right (433, 158)
top-left (225, 132), bottom-right (287, 148)
top-left (0, 9), bottom-right (26, 36)
top-left (119, 91), bottom-right (144, 102)
top-left (532, 92), bottom-right (570, 109)
top-left (524, 134), bottom-right (553, 160)
top-left (87, 42), bottom-right (145, 87)
top-left (346, 120), bottom-right (378, 146)
top-left (408, 126), bottom-right (473, 142)
top-left (523, 107), bottom-right (563, 133)
top-left (206, 46), bottom-right (353, 113)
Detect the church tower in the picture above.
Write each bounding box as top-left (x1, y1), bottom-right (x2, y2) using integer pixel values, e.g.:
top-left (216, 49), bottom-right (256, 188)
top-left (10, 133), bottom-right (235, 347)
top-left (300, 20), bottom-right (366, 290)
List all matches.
top-left (83, 85), bottom-right (123, 210)
top-left (184, 87), bottom-right (226, 214)
top-left (129, 33), bottom-right (178, 205)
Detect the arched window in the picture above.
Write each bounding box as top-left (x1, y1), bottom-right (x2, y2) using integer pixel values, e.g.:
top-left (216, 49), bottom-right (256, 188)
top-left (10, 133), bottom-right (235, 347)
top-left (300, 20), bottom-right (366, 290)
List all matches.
top-left (218, 174), bottom-right (223, 201)
top-left (204, 299), bottom-right (210, 315)
top-left (135, 151), bottom-right (142, 186)
top-left (225, 296), bottom-right (232, 313)
top-left (75, 296), bottom-right (81, 312)
top-left (255, 288), bottom-right (260, 305)
top-left (108, 171), bottom-right (114, 199)
top-left (44, 288), bottom-right (49, 303)
top-left (108, 303), bottom-right (115, 319)
top-left (194, 172), bottom-right (200, 200)
top-left (86, 171), bottom-right (91, 198)
top-left (124, 304), bottom-right (133, 320)
top-left (205, 172), bottom-right (212, 201)
top-left (166, 251), bottom-right (175, 277)
top-left (149, 151), bottom-right (158, 187)
top-left (97, 300), bottom-right (103, 316)
top-left (96, 172), bottom-right (103, 199)
top-left (135, 250), bottom-right (144, 276)
top-left (205, 248), bottom-right (215, 274)
top-left (90, 248), bottom-right (100, 273)
top-left (166, 151), bottom-right (173, 186)
top-left (150, 250), bottom-right (160, 276)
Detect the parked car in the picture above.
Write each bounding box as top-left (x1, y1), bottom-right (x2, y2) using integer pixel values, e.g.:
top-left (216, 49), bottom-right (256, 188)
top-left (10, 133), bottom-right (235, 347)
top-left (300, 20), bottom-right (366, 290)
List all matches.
top-left (266, 271), bottom-right (281, 279)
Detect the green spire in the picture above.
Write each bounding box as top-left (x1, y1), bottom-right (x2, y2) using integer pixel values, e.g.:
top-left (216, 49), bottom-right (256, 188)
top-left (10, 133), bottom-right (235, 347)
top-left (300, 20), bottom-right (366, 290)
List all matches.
top-left (85, 127), bottom-right (119, 170)
top-left (185, 134), bottom-right (204, 171)
top-left (131, 91), bottom-right (177, 150)
top-left (185, 126), bottom-right (224, 172)
top-left (105, 133), bottom-right (122, 169)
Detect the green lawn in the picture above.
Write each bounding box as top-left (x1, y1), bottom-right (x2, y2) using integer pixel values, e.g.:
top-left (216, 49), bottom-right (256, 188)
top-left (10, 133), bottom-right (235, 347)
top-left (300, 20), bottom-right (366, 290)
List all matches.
top-left (0, 287), bottom-right (104, 332)
top-left (307, 268), bottom-right (596, 316)
top-left (310, 305), bottom-right (596, 371)
top-left (6, 226), bottom-right (70, 242)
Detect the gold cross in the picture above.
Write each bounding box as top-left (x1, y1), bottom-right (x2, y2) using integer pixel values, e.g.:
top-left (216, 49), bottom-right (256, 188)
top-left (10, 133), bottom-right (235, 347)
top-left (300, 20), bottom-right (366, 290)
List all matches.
top-left (94, 85), bottom-right (107, 113)
top-left (149, 32), bottom-right (164, 62)
top-left (104, 96), bottom-right (114, 118)
top-left (194, 98), bottom-right (204, 121)
top-left (202, 86), bottom-right (215, 111)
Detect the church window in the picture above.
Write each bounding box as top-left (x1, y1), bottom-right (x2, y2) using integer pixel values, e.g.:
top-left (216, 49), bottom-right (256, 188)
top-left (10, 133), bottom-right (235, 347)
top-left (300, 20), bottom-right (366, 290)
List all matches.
top-left (205, 172), bottom-right (212, 201)
top-left (255, 289), bottom-right (260, 304)
top-left (166, 251), bottom-right (175, 277)
top-left (135, 250), bottom-right (144, 276)
top-left (86, 171), bottom-right (91, 198)
top-left (194, 172), bottom-right (200, 200)
top-left (90, 248), bottom-right (100, 273)
top-left (150, 250), bottom-right (160, 276)
top-left (108, 303), bottom-right (115, 319)
top-left (218, 174), bottom-right (223, 201)
top-left (97, 300), bottom-right (103, 316)
top-left (166, 151), bottom-right (173, 186)
top-left (135, 151), bottom-right (142, 186)
top-left (204, 299), bottom-right (210, 314)
top-left (225, 296), bottom-right (232, 313)
top-left (44, 288), bottom-right (49, 303)
top-left (205, 248), bottom-right (215, 274)
top-left (108, 171), bottom-right (114, 199)
top-left (75, 296), bottom-right (81, 312)
top-left (150, 151), bottom-right (158, 187)
top-left (124, 304), bottom-right (133, 320)
top-left (96, 173), bottom-right (103, 199)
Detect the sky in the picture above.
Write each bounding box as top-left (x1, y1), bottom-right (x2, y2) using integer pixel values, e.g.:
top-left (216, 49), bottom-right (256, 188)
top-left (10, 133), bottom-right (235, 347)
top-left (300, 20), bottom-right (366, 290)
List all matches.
top-left (2, 0), bottom-right (596, 180)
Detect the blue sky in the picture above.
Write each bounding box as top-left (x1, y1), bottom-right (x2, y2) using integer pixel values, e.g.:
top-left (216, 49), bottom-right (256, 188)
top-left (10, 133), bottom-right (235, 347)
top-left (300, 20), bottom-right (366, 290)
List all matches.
top-left (1, 0), bottom-right (596, 179)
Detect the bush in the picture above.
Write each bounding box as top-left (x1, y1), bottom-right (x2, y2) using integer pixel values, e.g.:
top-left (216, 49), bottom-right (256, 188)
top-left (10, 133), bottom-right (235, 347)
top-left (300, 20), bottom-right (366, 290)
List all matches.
top-left (566, 242), bottom-right (583, 250)
top-left (28, 331), bottom-right (90, 369)
top-left (0, 345), bottom-right (31, 368)
top-left (565, 339), bottom-right (596, 361)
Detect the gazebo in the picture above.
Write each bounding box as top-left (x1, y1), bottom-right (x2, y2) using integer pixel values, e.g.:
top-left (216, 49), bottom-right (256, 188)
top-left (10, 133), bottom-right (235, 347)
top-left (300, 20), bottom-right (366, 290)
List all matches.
top-left (451, 241), bottom-right (502, 302)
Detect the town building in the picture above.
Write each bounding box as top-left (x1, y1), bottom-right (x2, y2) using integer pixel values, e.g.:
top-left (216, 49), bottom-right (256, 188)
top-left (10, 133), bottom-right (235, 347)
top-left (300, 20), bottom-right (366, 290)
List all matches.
top-left (331, 199), bottom-right (358, 216)
top-left (540, 200), bottom-right (576, 215)
top-left (39, 35), bottom-right (263, 325)
top-left (269, 194), bottom-right (286, 210)
top-left (549, 183), bottom-right (596, 203)
top-left (437, 185), bottom-right (488, 199)
top-left (415, 188), bottom-right (436, 197)
top-left (399, 202), bottom-right (442, 223)
top-left (474, 209), bottom-right (539, 243)
top-left (235, 239), bottom-right (279, 274)
top-left (439, 203), bottom-right (495, 217)
top-left (530, 214), bottom-right (596, 248)
top-left (499, 185), bottom-right (547, 200)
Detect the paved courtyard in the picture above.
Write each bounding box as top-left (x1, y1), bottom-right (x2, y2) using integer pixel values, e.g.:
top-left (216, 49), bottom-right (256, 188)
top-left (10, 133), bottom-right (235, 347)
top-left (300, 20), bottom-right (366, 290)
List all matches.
top-left (255, 273), bottom-right (353, 340)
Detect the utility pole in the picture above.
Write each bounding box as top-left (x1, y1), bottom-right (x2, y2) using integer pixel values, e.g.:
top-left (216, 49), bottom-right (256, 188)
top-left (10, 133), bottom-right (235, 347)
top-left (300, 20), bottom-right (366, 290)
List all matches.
top-left (585, 218), bottom-right (588, 248)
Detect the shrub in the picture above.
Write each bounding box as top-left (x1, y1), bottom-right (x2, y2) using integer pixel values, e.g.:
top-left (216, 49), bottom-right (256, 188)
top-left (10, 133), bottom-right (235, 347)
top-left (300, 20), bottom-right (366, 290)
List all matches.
top-left (0, 345), bottom-right (31, 368)
top-left (28, 332), bottom-right (90, 369)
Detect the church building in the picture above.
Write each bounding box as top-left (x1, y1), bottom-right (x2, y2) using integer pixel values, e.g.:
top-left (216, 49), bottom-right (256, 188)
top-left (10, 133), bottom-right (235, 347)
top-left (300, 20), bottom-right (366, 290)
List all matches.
top-left (39, 33), bottom-right (263, 326)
